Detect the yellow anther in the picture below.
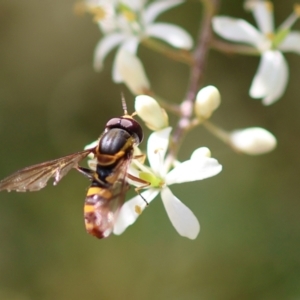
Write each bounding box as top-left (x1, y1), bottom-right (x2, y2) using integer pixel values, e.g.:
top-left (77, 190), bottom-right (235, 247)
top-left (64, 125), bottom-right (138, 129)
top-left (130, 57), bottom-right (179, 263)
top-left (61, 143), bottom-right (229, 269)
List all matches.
top-left (266, 32), bottom-right (275, 41)
top-left (122, 10), bottom-right (137, 22)
top-left (265, 1), bottom-right (273, 12)
top-left (88, 7), bottom-right (107, 22)
top-left (135, 205), bottom-right (142, 215)
top-left (294, 4), bottom-right (300, 17)
top-left (154, 148), bottom-right (163, 154)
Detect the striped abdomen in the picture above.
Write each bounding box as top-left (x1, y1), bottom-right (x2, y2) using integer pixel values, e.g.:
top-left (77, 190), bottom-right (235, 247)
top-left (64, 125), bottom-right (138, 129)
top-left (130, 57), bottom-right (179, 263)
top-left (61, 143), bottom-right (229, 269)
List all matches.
top-left (84, 186), bottom-right (114, 239)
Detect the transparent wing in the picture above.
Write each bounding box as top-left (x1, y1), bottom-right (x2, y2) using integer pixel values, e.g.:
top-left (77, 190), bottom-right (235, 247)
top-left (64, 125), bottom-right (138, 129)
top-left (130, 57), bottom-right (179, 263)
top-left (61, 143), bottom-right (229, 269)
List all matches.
top-left (106, 156), bottom-right (132, 212)
top-left (0, 149), bottom-right (95, 192)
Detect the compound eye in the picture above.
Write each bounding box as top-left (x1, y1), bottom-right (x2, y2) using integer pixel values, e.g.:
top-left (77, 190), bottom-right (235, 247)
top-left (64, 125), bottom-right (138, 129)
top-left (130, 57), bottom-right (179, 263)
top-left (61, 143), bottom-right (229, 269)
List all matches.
top-left (105, 118), bottom-right (121, 129)
top-left (120, 118), bottom-right (143, 144)
top-left (105, 117), bottom-right (143, 144)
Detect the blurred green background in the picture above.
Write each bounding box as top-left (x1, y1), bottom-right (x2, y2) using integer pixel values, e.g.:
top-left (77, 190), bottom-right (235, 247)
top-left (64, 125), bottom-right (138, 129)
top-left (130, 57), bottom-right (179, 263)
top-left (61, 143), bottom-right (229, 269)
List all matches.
top-left (0, 0), bottom-right (299, 299)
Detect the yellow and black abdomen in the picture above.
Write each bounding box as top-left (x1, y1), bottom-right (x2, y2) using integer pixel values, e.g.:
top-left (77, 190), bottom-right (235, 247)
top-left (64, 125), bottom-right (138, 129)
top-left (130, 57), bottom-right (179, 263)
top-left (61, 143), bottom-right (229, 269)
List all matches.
top-left (83, 126), bottom-right (136, 239)
top-left (84, 184), bottom-right (114, 238)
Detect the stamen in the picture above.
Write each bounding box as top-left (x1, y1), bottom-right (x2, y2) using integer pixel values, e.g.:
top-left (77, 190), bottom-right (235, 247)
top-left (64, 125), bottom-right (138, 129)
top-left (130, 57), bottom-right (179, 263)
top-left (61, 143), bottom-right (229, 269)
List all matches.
top-left (122, 10), bottom-right (137, 22)
top-left (266, 32), bottom-right (274, 41)
top-left (88, 7), bottom-right (107, 23)
top-left (294, 4), bottom-right (300, 17)
top-left (279, 11), bottom-right (299, 30)
top-left (154, 148), bottom-right (163, 154)
top-left (265, 1), bottom-right (273, 13)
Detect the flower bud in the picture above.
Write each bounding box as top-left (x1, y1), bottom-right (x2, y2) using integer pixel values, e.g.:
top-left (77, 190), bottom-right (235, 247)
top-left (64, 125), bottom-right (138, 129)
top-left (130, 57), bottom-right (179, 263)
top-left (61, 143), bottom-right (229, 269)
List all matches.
top-left (230, 127), bottom-right (277, 155)
top-left (115, 49), bottom-right (150, 95)
top-left (195, 86), bottom-right (221, 119)
top-left (135, 95), bottom-right (169, 131)
top-left (191, 147), bottom-right (211, 160)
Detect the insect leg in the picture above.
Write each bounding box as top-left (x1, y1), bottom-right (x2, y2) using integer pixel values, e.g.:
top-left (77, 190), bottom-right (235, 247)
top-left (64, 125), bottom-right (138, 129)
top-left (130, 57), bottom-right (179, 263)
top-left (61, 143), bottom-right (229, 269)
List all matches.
top-left (133, 154), bottom-right (146, 164)
top-left (127, 173), bottom-right (151, 206)
top-left (75, 167), bottom-right (95, 180)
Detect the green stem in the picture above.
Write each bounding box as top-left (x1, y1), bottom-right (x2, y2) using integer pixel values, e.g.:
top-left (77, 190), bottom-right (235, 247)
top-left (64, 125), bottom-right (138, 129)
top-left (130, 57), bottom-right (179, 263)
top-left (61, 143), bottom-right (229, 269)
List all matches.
top-left (142, 38), bottom-right (194, 65)
top-left (168, 0), bottom-right (221, 160)
top-left (211, 39), bottom-right (260, 56)
top-left (203, 121), bottom-right (230, 144)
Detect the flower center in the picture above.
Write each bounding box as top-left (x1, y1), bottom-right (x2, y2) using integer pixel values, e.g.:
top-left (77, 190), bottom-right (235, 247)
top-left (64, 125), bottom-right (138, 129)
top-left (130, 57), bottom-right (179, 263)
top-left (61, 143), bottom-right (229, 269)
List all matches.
top-left (118, 3), bottom-right (143, 36)
top-left (139, 172), bottom-right (165, 189)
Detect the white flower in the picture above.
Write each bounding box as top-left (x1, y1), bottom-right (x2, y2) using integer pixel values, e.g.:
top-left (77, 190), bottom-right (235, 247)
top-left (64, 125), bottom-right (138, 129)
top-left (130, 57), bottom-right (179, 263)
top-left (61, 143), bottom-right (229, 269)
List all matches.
top-left (113, 127), bottom-right (222, 239)
top-left (135, 95), bottom-right (168, 130)
top-left (79, 0), bottom-right (118, 31)
top-left (230, 127), bottom-right (277, 155)
top-left (93, 0), bottom-right (193, 82)
top-left (212, 1), bottom-right (300, 105)
top-left (115, 49), bottom-right (150, 95)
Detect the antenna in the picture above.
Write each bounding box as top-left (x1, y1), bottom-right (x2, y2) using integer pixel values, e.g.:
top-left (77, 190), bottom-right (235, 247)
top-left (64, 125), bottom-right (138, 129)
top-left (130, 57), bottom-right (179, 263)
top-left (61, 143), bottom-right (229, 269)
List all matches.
top-left (121, 92), bottom-right (128, 115)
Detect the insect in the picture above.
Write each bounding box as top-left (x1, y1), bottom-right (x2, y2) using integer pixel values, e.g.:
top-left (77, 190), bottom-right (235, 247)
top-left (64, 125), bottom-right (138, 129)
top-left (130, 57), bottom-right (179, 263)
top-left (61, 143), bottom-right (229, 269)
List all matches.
top-left (0, 101), bottom-right (144, 239)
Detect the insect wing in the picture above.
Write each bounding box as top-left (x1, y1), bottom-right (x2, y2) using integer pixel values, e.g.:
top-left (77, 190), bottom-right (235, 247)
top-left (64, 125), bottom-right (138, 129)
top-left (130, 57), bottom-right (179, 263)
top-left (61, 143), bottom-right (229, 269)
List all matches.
top-left (84, 157), bottom-right (131, 238)
top-left (0, 149), bottom-right (94, 192)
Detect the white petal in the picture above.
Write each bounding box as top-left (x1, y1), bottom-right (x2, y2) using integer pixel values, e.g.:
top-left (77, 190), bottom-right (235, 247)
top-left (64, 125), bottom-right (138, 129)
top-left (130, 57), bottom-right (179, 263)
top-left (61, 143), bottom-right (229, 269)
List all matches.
top-left (112, 37), bottom-right (139, 83)
top-left (161, 187), bottom-right (200, 239)
top-left (84, 140), bottom-right (98, 150)
top-left (144, 0), bottom-right (183, 25)
top-left (147, 127), bottom-right (172, 176)
top-left (278, 31), bottom-right (300, 54)
top-left (166, 157), bottom-right (222, 185)
top-left (230, 127), bottom-right (277, 155)
top-left (249, 1), bottom-right (274, 35)
top-left (120, 0), bottom-right (146, 11)
top-left (84, 139), bottom-right (98, 160)
top-left (249, 50), bottom-right (288, 105)
top-left (113, 189), bottom-right (159, 235)
top-left (212, 16), bottom-right (264, 48)
top-left (146, 23), bottom-right (193, 49)
top-left (114, 49), bottom-right (150, 94)
top-left (96, 2), bottom-right (118, 34)
top-left (93, 33), bottom-right (125, 71)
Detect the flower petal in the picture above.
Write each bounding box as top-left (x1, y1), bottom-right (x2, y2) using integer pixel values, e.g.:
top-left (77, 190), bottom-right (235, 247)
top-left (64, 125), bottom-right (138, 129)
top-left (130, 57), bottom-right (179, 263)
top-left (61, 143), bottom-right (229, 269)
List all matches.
top-left (144, 0), bottom-right (184, 25)
top-left (245, 0), bottom-right (274, 35)
top-left (147, 127), bottom-right (172, 176)
top-left (166, 158), bottom-right (222, 185)
top-left (212, 16), bottom-right (264, 48)
top-left (249, 50), bottom-right (288, 105)
top-left (113, 189), bottom-right (159, 235)
top-left (278, 31), bottom-right (300, 54)
top-left (114, 49), bottom-right (150, 94)
top-left (93, 33), bottom-right (125, 71)
top-left (146, 23), bottom-right (193, 49)
top-left (120, 0), bottom-right (146, 11)
top-left (84, 140), bottom-right (98, 150)
top-left (112, 37), bottom-right (139, 82)
top-left (161, 187), bottom-right (200, 239)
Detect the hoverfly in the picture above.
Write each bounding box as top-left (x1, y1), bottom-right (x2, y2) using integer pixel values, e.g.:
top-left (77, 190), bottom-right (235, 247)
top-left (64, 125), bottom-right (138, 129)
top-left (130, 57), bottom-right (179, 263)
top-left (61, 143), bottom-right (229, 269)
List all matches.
top-left (0, 100), bottom-right (144, 239)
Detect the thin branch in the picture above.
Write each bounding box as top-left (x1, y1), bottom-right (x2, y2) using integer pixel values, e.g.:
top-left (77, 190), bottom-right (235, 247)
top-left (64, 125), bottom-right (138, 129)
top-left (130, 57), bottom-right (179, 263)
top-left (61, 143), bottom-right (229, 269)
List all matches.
top-left (168, 0), bottom-right (221, 159)
top-left (211, 39), bottom-right (260, 56)
top-left (142, 38), bottom-right (194, 65)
